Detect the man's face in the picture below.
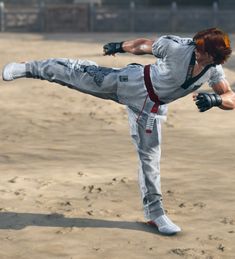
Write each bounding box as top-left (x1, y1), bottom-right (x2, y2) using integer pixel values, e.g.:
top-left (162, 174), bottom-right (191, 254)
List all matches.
top-left (195, 49), bottom-right (215, 66)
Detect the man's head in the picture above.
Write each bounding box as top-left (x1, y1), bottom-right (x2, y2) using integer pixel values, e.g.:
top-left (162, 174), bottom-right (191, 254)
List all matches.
top-left (193, 28), bottom-right (232, 65)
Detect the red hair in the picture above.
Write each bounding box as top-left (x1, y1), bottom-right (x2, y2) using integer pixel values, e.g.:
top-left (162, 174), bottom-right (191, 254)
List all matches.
top-left (193, 28), bottom-right (232, 64)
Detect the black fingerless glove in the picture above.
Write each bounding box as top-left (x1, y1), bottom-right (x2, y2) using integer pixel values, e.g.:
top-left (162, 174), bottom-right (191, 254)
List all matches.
top-left (196, 93), bottom-right (222, 112)
top-left (103, 42), bottom-right (125, 55)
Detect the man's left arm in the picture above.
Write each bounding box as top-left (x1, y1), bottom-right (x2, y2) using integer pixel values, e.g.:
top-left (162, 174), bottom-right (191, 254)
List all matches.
top-left (103, 38), bottom-right (154, 56)
top-left (194, 79), bottom-right (235, 112)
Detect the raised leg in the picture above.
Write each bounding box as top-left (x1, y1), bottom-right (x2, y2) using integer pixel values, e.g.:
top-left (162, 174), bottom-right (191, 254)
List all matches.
top-left (2, 58), bottom-right (120, 102)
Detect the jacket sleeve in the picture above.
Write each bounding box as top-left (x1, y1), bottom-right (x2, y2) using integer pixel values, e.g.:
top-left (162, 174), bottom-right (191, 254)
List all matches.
top-left (152, 36), bottom-right (171, 58)
top-left (208, 65), bottom-right (226, 87)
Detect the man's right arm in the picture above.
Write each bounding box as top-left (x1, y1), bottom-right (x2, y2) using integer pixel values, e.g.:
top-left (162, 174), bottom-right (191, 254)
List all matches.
top-left (103, 38), bottom-right (154, 56)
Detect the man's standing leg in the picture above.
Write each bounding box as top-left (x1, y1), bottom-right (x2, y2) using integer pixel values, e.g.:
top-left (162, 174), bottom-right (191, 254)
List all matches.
top-left (126, 106), bottom-right (181, 235)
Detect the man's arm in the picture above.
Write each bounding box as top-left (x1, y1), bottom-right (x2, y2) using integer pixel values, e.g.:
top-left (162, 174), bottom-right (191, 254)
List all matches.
top-left (193, 79), bottom-right (235, 112)
top-left (122, 39), bottom-right (154, 55)
top-left (103, 38), bottom-right (154, 56)
top-left (212, 79), bottom-right (235, 110)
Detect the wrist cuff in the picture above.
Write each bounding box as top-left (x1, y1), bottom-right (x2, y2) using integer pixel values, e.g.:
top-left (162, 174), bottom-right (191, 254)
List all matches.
top-left (212, 94), bottom-right (222, 107)
top-left (117, 42), bottom-right (125, 53)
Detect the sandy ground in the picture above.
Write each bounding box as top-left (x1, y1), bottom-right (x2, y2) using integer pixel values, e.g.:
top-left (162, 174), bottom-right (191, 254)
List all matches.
top-left (0, 33), bottom-right (234, 259)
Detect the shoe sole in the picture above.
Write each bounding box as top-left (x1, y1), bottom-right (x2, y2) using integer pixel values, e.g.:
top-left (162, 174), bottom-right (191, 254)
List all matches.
top-left (147, 220), bottom-right (181, 235)
top-left (2, 63), bottom-right (14, 81)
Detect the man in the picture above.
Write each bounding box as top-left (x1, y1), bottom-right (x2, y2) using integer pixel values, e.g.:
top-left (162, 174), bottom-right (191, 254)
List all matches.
top-left (2, 28), bottom-right (234, 235)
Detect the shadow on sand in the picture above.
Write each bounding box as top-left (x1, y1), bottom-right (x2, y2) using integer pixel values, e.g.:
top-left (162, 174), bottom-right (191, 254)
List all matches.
top-left (0, 211), bottom-right (169, 236)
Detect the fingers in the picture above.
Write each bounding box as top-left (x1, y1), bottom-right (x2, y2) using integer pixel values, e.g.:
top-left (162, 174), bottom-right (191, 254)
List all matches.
top-left (199, 105), bottom-right (209, 112)
top-left (196, 102), bottom-right (208, 112)
top-left (196, 100), bottom-right (209, 112)
top-left (103, 44), bottom-right (110, 55)
top-left (103, 48), bottom-right (109, 56)
top-left (103, 42), bottom-right (124, 56)
top-left (192, 93), bottom-right (198, 101)
top-left (103, 48), bottom-right (113, 56)
top-left (103, 43), bottom-right (114, 56)
top-left (194, 93), bottom-right (211, 112)
top-left (103, 51), bottom-right (115, 57)
top-left (196, 93), bottom-right (205, 99)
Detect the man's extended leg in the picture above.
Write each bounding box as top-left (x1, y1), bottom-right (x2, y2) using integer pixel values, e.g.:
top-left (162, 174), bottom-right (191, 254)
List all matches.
top-left (2, 59), bottom-right (119, 102)
top-left (126, 106), bottom-right (181, 235)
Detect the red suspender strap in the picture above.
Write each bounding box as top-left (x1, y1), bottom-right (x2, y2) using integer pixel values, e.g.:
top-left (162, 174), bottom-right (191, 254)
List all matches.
top-left (143, 64), bottom-right (165, 134)
top-left (144, 64), bottom-right (162, 104)
top-left (138, 65), bottom-right (165, 133)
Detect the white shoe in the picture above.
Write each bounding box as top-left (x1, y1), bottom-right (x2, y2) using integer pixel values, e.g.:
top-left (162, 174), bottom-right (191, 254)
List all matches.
top-left (148, 215), bottom-right (181, 235)
top-left (2, 62), bottom-right (26, 81)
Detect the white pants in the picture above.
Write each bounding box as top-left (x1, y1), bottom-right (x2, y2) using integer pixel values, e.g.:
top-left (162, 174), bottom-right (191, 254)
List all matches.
top-left (26, 58), bottom-right (168, 220)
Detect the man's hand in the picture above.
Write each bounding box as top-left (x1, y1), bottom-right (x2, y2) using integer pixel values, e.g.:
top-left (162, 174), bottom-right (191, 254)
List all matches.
top-left (193, 92), bottom-right (222, 112)
top-left (103, 42), bottom-right (125, 56)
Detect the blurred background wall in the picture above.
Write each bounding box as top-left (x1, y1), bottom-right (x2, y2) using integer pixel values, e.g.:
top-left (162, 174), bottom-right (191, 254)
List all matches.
top-left (0, 0), bottom-right (234, 33)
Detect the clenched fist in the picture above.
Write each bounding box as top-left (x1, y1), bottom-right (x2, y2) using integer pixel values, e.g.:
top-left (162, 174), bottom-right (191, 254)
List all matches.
top-left (103, 42), bottom-right (125, 55)
top-left (194, 92), bottom-right (222, 112)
